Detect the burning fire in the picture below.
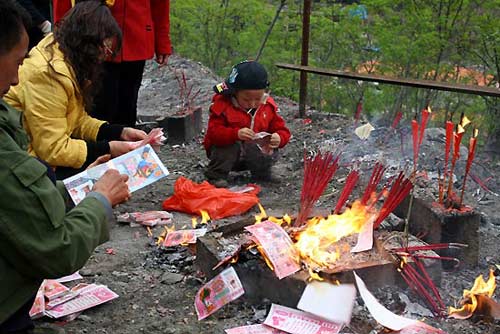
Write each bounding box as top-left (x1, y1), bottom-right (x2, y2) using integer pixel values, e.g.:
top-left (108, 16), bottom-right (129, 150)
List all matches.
top-left (294, 201), bottom-right (374, 269)
top-left (192, 210), bottom-right (211, 228)
top-left (449, 269), bottom-right (496, 319)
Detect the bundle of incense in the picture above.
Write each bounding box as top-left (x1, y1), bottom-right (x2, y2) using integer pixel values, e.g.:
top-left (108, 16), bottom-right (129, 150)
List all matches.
top-left (382, 111), bottom-right (403, 144)
top-left (354, 98), bottom-right (363, 126)
top-left (373, 171), bottom-right (413, 229)
top-left (392, 242), bottom-right (464, 317)
top-left (398, 256), bottom-right (446, 317)
top-left (446, 113), bottom-right (470, 201)
top-left (412, 107), bottom-right (432, 171)
top-left (459, 128), bottom-right (479, 207)
top-left (333, 169), bottom-right (359, 214)
top-left (439, 119), bottom-right (455, 204)
top-left (295, 150), bottom-right (341, 226)
top-left (411, 116), bottom-right (419, 170)
top-left (360, 162), bottom-right (386, 206)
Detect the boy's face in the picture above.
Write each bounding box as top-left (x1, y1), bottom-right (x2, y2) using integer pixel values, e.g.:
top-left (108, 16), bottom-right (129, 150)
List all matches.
top-left (0, 29), bottom-right (28, 98)
top-left (235, 89), bottom-right (266, 110)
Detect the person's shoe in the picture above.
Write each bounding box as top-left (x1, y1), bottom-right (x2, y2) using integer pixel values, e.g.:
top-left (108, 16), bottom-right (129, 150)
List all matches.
top-left (208, 178), bottom-right (229, 188)
top-left (251, 172), bottom-right (281, 184)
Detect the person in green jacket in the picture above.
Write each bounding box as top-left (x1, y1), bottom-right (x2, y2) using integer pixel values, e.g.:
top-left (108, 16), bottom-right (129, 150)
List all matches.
top-left (0, 1), bottom-right (131, 333)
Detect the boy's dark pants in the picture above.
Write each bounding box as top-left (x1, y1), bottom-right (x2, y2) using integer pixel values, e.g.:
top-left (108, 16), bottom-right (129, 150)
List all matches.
top-left (205, 143), bottom-right (277, 180)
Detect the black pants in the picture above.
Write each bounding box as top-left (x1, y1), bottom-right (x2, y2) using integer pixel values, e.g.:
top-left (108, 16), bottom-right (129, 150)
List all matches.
top-left (91, 60), bottom-right (146, 127)
top-left (0, 297), bottom-right (35, 333)
top-left (205, 142), bottom-right (277, 180)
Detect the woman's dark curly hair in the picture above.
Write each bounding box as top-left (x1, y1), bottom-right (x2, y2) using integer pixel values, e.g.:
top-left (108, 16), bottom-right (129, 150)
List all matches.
top-left (52, 1), bottom-right (122, 110)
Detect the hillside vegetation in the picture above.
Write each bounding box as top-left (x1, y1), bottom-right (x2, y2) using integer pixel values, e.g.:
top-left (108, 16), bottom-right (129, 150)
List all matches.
top-left (170, 0), bottom-right (499, 148)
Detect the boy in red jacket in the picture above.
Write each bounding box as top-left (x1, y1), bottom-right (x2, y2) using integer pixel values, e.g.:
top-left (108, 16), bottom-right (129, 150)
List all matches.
top-left (203, 61), bottom-right (291, 187)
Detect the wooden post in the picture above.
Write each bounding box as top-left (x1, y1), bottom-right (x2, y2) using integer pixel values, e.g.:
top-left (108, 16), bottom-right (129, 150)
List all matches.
top-left (299, 0), bottom-right (312, 118)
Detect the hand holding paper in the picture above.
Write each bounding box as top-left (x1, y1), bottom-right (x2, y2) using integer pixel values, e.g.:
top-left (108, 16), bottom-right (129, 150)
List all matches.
top-left (269, 133), bottom-right (281, 149)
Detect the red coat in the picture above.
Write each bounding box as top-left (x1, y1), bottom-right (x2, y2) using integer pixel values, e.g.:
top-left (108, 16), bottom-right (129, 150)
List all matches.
top-left (203, 94), bottom-right (291, 154)
top-left (52, 0), bottom-right (172, 62)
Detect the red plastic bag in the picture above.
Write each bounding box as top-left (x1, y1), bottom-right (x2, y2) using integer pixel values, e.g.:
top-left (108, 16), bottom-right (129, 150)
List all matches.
top-left (162, 177), bottom-right (260, 220)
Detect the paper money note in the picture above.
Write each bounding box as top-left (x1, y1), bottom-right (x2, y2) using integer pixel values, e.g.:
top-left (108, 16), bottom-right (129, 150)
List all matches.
top-left (163, 228), bottom-right (207, 247)
top-left (245, 221), bottom-right (301, 279)
top-left (45, 284), bottom-right (118, 319)
top-left (194, 267), bottom-right (244, 320)
top-left (264, 304), bottom-right (343, 334)
top-left (225, 324), bottom-right (286, 334)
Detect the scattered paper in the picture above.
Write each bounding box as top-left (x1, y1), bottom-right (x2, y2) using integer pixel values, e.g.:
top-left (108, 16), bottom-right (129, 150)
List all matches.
top-left (45, 284), bottom-right (118, 319)
top-left (29, 283), bottom-right (45, 319)
top-left (64, 144), bottom-right (169, 205)
top-left (44, 280), bottom-right (70, 301)
top-left (225, 324), bottom-right (286, 334)
top-left (245, 221), bottom-right (301, 279)
top-left (163, 228), bottom-right (207, 247)
top-left (55, 272), bottom-right (83, 283)
top-left (228, 185), bottom-right (257, 194)
top-left (297, 281), bottom-right (356, 325)
top-left (263, 304), bottom-right (343, 334)
top-left (354, 123), bottom-right (375, 140)
top-left (46, 291), bottom-right (80, 309)
top-left (194, 267), bottom-right (244, 320)
top-left (398, 323), bottom-right (448, 334)
top-left (117, 211), bottom-right (173, 227)
top-left (353, 272), bottom-right (444, 333)
top-left (117, 211), bottom-right (172, 223)
top-left (351, 216), bottom-right (374, 253)
top-left (252, 132), bottom-right (273, 155)
top-left (128, 128), bottom-right (166, 152)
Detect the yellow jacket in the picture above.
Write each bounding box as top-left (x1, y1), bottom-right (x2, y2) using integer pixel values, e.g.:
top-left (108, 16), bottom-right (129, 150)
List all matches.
top-left (5, 34), bottom-right (105, 169)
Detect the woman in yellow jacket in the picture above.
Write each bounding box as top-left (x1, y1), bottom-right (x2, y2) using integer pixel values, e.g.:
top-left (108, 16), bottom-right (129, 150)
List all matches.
top-left (5, 1), bottom-right (146, 179)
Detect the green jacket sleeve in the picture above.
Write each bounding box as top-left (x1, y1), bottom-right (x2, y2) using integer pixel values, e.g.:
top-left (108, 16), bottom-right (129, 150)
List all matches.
top-left (0, 131), bottom-right (110, 279)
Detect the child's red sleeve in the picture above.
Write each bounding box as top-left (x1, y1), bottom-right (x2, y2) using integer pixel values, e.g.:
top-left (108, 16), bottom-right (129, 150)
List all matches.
top-left (205, 106), bottom-right (240, 147)
top-left (267, 101), bottom-right (291, 148)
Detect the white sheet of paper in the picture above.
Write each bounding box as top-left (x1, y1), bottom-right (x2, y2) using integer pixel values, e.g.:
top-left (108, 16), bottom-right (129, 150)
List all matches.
top-left (297, 281), bottom-right (356, 325)
top-left (351, 216), bottom-right (374, 253)
top-left (354, 123), bottom-right (375, 140)
top-left (354, 271), bottom-right (416, 330)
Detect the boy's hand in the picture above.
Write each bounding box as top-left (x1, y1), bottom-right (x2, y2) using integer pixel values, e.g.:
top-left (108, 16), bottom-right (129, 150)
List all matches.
top-left (269, 133), bottom-right (281, 148)
top-left (238, 128), bottom-right (255, 141)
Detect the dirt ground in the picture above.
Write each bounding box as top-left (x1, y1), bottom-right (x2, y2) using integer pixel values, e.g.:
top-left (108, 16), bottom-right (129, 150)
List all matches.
top-left (40, 56), bottom-right (500, 334)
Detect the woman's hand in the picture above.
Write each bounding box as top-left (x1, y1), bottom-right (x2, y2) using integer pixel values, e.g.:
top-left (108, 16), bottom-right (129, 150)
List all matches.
top-left (156, 54), bottom-right (169, 67)
top-left (109, 141), bottom-right (134, 158)
top-left (87, 154), bottom-right (111, 169)
top-left (92, 169), bottom-right (130, 207)
top-left (269, 133), bottom-right (281, 148)
top-left (121, 127), bottom-right (147, 141)
top-left (238, 127), bottom-right (255, 141)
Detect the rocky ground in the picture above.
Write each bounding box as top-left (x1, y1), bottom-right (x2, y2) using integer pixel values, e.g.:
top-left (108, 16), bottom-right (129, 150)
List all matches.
top-left (39, 55), bottom-right (500, 333)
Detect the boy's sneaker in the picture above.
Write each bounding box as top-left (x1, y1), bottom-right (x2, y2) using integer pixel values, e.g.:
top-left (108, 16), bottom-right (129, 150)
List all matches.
top-left (251, 172), bottom-right (281, 184)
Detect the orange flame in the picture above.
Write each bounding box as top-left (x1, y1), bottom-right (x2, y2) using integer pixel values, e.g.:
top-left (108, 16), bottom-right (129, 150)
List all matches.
top-left (192, 210), bottom-right (211, 228)
top-left (295, 200), bottom-right (373, 270)
top-left (200, 210), bottom-right (210, 224)
top-left (255, 203), bottom-right (267, 224)
top-left (157, 225), bottom-right (175, 246)
top-left (449, 269), bottom-right (496, 318)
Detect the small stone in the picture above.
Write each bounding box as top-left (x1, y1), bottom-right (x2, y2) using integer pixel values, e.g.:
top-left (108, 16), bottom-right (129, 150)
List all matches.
top-left (77, 315), bottom-right (92, 322)
top-left (160, 272), bottom-right (184, 285)
top-left (80, 269), bottom-right (93, 276)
